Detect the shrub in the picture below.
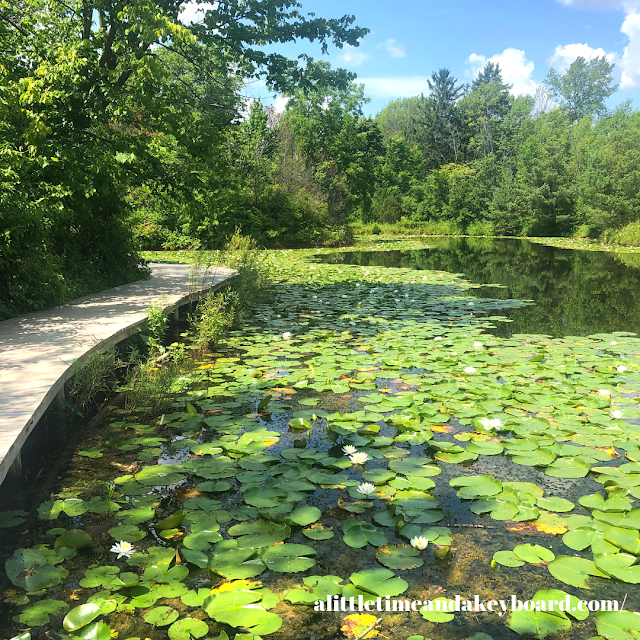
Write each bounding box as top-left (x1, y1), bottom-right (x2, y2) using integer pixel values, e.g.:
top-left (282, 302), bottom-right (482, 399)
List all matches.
top-left (466, 221), bottom-right (495, 236)
top-left (192, 290), bottom-right (237, 352)
top-left (145, 304), bottom-right (168, 349)
top-left (603, 222), bottom-right (640, 246)
top-left (573, 224), bottom-right (600, 239)
top-left (123, 361), bottom-right (179, 415)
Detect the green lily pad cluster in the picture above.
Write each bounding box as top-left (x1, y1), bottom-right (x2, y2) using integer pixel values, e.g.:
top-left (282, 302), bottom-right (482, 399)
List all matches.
top-left (5, 248), bottom-right (640, 640)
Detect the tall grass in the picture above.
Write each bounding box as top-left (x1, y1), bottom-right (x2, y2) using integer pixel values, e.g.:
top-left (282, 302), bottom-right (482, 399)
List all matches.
top-left (67, 347), bottom-right (122, 412)
top-left (190, 232), bottom-right (271, 352)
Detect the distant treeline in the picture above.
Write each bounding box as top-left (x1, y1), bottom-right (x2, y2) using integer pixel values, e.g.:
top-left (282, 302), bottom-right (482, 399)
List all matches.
top-left (135, 55), bottom-right (640, 248)
top-left (2, 0), bottom-right (639, 318)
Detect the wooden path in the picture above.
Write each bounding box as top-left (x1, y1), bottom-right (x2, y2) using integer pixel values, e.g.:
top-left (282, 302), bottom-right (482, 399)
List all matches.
top-left (0, 263), bottom-right (236, 485)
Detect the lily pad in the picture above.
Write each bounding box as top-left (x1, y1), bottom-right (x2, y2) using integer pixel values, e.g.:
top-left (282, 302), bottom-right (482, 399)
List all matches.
top-left (63, 603), bottom-right (102, 632)
top-left (342, 519), bottom-right (388, 548)
top-left (143, 606), bottom-right (179, 626)
top-left (12, 599), bottom-right (69, 626)
top-left (5, 547), bottom-right (68, 591)
top-left (348, 568), bottom-right (408, 597)
top-left (168, 617), bottom-right (210, 640)
top-left (376, 544), bottom-right (424, 570)
top-left (547, 555), bottom-right (608, 588)
top-left (261, 543), bottom-right (316, 572)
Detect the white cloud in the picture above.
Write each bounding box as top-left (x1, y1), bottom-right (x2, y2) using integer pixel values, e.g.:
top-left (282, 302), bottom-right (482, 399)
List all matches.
top-left (550, 43), bottom-right (617, 70)
top-left (336, 44), bottom-right (370, 67)
top-left (621, 11), bottom-right (640, 87)
top-left (179, 1), bottom-right (216, 25)
top-left (357, 76), bottom-right (432, 98)
top-left (381, 39), bottom-right (406, 58)
top-left (466, 48), bottom-right (538, 96)
top-left (555, 0), bottom-right (640, 12)
top-left (273, 95), bottom-right (290, 114)
top-left (555, 0), bottom-right (640, 90)
top-left (556, 0), bottom-right (625, 9)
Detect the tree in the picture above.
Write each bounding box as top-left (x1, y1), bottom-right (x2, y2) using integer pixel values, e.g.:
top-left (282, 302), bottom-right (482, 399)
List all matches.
top-left (0, 0), bottom-right (368, 316)
top-left (428, 68), bottom-right (465, 109)
top-left (544, 56), bottom-right (618, 122)
top-left (472, 62), bottom-right (508, 90)
top-left (283, 65), bottom-right (377, 222)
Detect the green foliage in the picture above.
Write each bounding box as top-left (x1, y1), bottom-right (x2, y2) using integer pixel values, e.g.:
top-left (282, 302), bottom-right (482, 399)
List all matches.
top-left (67, 347), bottom-right (122, 412)
top-left (123, 361), bottom-right (179, 414)
top-left (545, 56), bottom-right (618, 122)
top-left (1, 0), bottom-right (366, 317)
top-left (192, 291), bottom-right (237, 353)
top-left (146, 305), bottom-right (169, 347)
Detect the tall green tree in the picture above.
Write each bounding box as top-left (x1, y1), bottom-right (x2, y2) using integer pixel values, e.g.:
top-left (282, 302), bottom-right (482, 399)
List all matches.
top-left (544, 56), bottom-right (618, 122)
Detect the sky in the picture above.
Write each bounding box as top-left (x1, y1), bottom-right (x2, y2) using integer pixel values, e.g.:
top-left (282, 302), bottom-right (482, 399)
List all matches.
top-left (230, 0), bottom-right (640, 116)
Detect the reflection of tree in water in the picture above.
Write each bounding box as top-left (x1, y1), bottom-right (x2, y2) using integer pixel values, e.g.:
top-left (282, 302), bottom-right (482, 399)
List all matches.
top-left (320, 238), bottom-right (640, 337)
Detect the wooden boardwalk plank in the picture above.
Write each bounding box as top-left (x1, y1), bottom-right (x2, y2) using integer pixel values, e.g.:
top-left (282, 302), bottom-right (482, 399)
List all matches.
top-left (0, 263), bottom-right (235, 484)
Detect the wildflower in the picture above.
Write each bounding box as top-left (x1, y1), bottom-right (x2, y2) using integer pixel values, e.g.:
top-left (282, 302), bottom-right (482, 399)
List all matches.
top-left (282, 332), bottom-right (292, 340)
top-left (410, 536), bottom-right (429, 550)
top-left (473, 342), bottom-right (483, 348)
top-left (610, 340), bottom-right (618, 346)
top-left (597, 389), bottom-right (611, 396)
top-left (357, 483), bottom-right (376, 496)
top-left (110, 541), bottom-right (136, 559)
top-left (464, 366), bottom-right (477, 374)
top-left (479, 418), bottom-right (503, 430)
top-left (349, 452), bottom-right (370, 464)
top-left (617, 365), bottom-right (629, 373)
top-left (611, 409), bottom-right (624, 419)
top-left (343, 445), bottom-right (358, 456)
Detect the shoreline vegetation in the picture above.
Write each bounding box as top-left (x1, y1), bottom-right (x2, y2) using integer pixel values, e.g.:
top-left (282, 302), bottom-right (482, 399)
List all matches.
top-left (4, 0), bottom-right (640, 319)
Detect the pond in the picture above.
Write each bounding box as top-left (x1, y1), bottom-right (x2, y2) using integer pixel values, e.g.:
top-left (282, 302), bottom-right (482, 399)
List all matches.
top-left (2, 239), bottom-right (640, 640)
top-left (321, 237), bottom-right (640, 338)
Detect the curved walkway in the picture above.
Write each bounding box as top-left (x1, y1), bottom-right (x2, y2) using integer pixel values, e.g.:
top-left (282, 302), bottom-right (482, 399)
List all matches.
top-left (0, 263), bottom-right (236, 484)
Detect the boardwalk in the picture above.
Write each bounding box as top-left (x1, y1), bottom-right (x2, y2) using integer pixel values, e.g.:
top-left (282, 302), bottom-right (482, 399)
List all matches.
top-left (0, 263), bottom-right (236, 485)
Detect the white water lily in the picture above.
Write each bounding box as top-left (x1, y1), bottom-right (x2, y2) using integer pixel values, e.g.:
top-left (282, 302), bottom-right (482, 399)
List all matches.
top-left (479, 418), bottom-right (503, 430)
top-left (282, 331), bottom-right (292, 340)
top-left (343, 445), bottom-right (358, 456)
top-left (357, 483), bottom-right (376, 496)
top-left (473, 342), bottom-right (484, 348)
top-left (111, 541), bottom-right (135, 559)
top-left (349, 452), bottom-right (370, 464)
top-left (617, 365), bottom-right (629, 373)
top-left (464, 366), bottom-right (477, 374)
top-left (410, 536), bottom-right (429, 550)
top-left (611, 409), bottom-right (624, 419)
top-left (597, 389), bottom-right (611, 396)
top-left (434, 336), bottom-right (443, 341)
top-left (610, 340), bottom-right (618, 346)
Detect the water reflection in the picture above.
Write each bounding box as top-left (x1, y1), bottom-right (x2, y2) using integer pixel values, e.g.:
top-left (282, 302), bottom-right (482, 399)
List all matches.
top-left (320, 238), bottom-right (640, 338)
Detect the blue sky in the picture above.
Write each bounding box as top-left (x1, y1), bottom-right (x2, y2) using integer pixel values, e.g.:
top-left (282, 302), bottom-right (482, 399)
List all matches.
top-left (235, 0), bottom-right (640, 116)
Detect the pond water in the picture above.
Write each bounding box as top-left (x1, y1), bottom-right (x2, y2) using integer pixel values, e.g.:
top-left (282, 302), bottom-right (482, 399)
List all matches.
top-left (321, 237), bottom-right (640, 338)
top-left (2, 241), bottom-right (640, 640)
